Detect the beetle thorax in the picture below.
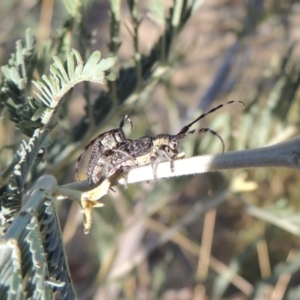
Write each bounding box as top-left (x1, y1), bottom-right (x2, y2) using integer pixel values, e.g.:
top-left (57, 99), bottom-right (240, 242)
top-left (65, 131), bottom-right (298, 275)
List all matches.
top-left (153, 134), bottom-right (170, 147)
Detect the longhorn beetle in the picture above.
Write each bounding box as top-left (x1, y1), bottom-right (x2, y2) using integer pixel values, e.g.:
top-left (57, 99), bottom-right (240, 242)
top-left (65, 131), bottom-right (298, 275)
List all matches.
top-left (75, 114), bottom-right (133, 185)
top-left (106, 101), bottom-right (245, 183)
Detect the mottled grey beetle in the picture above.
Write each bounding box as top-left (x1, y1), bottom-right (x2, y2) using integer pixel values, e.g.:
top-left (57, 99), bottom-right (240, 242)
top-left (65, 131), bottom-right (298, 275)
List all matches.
top-left (106, 101), bottom-right (245, 183)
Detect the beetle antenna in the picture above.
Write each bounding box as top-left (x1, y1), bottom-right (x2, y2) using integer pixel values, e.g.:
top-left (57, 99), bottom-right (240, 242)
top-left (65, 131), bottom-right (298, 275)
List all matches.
top-left (178, 100), bottom-right (245, 135)
top-left (188, 128), bottom-right (225, 152)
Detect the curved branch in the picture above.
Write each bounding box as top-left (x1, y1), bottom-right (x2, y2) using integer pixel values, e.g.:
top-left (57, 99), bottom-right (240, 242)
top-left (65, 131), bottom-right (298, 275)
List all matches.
top-left (63, 136), bottom-right (300, 192)
top-left (124, 134), bottom-right (300, 184)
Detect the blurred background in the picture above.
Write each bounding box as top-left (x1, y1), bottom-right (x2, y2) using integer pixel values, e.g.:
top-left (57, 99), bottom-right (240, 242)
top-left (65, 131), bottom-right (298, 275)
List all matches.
top-left (1, 0), bottom-right (300, 299)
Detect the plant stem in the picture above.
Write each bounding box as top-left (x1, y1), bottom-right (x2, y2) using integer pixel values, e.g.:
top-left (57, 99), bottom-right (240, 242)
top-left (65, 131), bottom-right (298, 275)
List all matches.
top-left (119, 135), bottom-right (300, 185)
top-left (63, 136), bottom-right (300, 191)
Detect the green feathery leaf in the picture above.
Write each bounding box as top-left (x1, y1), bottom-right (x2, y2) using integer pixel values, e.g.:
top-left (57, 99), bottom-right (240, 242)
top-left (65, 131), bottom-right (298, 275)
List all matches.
top-left (32, 49), bottom-right (116, 124)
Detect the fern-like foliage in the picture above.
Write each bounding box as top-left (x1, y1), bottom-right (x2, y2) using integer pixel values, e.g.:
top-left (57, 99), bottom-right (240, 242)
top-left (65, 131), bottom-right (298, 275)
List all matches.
top-left (1, 184), bottom-right (76, 299)
top-left (0, 28), bottom-right (116, 297)
top-left (0, 29), bottom-right (37, 136)
top-left (0, 45), bottom-right (116, 193)
top-left (0, 129), bottom-right (49, 234)
top-left (0, 31), bottom-right (115, 136)
top-left (32, 49), bottom-right (115, 125)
